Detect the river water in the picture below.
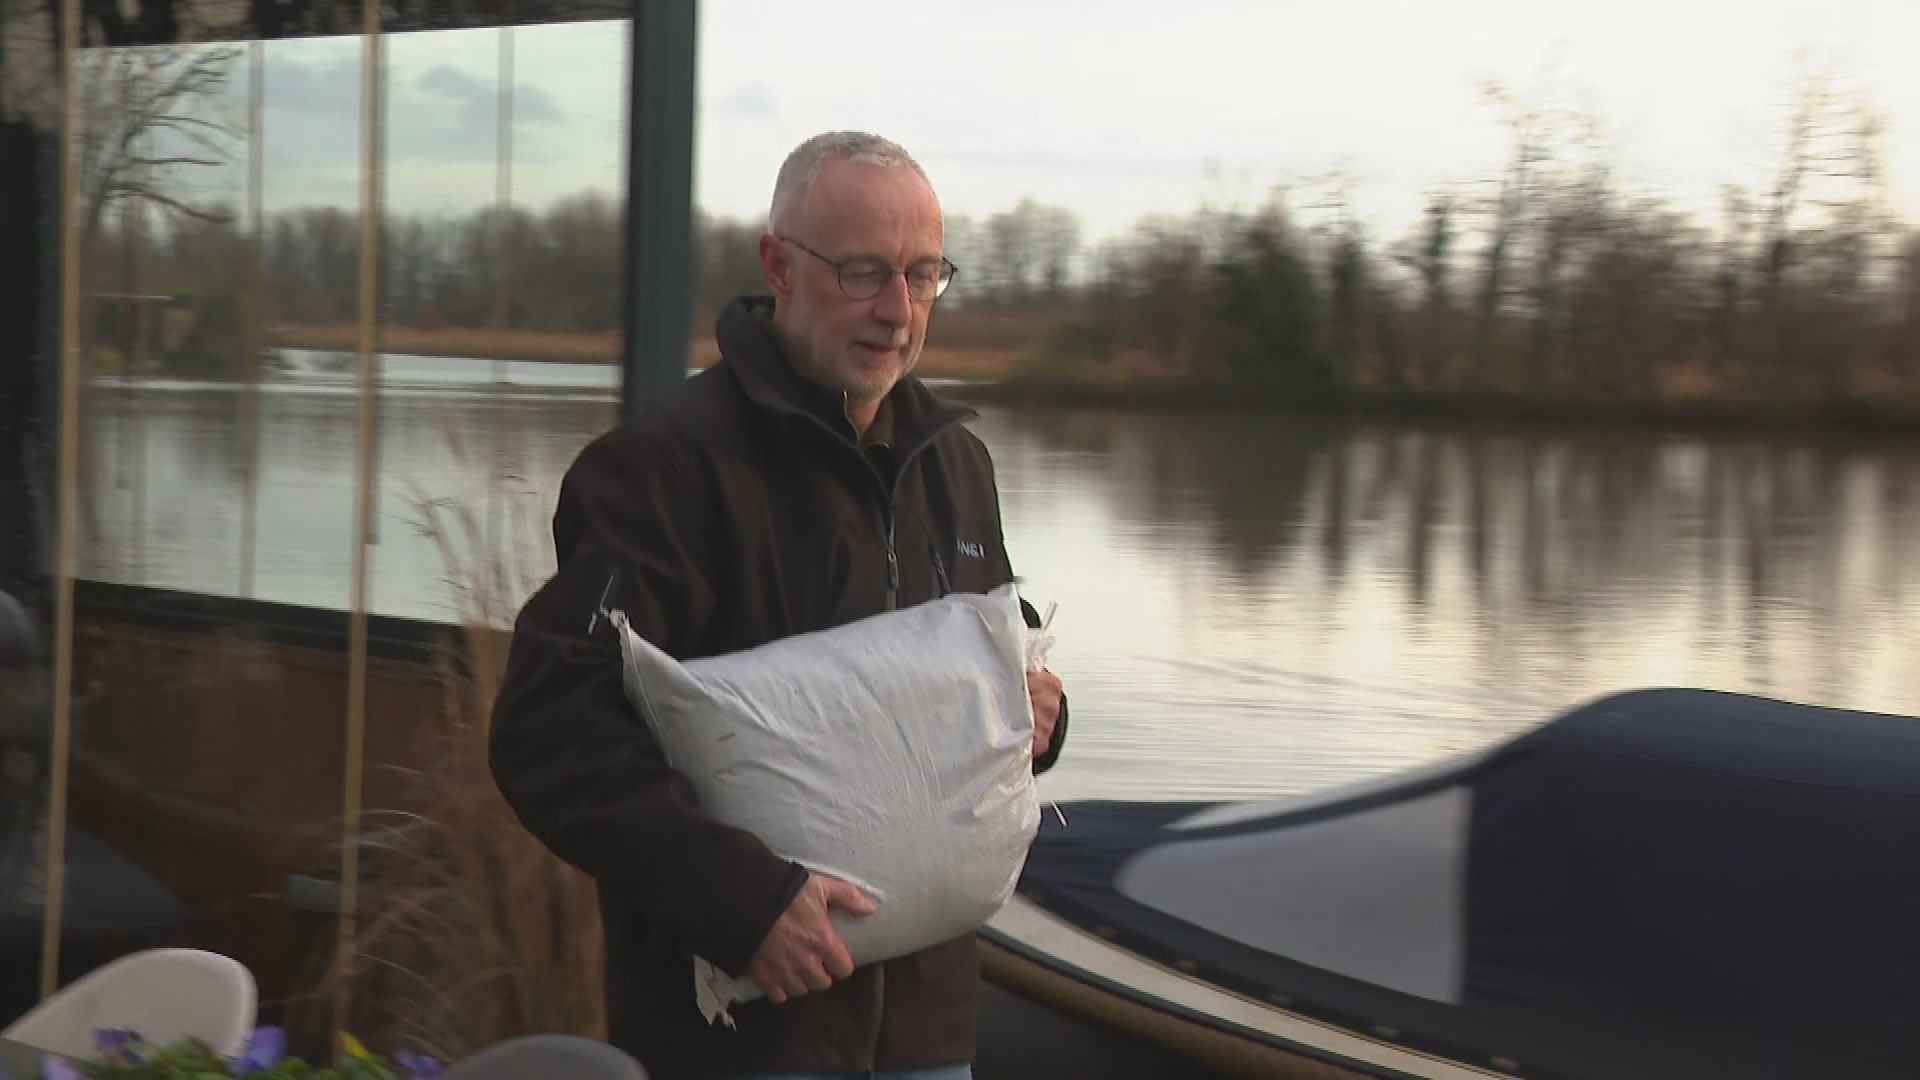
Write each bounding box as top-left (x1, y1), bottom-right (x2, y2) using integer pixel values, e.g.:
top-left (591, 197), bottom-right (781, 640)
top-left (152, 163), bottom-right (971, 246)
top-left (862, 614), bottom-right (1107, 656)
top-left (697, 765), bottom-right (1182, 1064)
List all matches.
top-left (76, 354), bottom-right (1920, 805)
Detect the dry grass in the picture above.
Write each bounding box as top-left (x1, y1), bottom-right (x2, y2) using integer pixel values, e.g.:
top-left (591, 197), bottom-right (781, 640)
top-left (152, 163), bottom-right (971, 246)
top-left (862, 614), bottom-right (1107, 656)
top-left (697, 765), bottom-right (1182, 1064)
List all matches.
top-left (274, 323), bottom-right (622, 364)
top-left (293, 491), bottom-right (606, 1061)
top-left (917, 344), bottom-right (1025, 382)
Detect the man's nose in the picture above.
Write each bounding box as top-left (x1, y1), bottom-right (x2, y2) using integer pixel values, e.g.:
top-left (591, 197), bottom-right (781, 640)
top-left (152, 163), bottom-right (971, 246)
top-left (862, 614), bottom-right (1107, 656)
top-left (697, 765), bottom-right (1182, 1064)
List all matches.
top-left (871, 271), bottom-right (912, 326)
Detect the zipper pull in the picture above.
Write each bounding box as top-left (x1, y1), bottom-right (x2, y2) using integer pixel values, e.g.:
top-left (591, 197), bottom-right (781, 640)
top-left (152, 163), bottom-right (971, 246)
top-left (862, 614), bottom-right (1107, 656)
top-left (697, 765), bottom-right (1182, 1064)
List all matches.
top-left (931, 546), bottom-right (951, 597)
top-left (586, 568), bottom-right (620, 636)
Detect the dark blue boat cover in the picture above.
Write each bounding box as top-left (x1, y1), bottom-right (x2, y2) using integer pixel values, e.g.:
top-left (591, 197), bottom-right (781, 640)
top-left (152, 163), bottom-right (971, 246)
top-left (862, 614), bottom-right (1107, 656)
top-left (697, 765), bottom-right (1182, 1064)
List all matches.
top-left (1015, 688), bottom-right (1920, 1079)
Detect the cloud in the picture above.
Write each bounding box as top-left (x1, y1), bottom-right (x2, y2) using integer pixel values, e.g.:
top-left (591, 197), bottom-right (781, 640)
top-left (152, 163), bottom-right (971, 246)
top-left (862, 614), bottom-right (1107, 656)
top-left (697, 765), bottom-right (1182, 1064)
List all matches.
top-left (401, 64), bottom-right (563, 160)
top-left (711, 82), bottom-right (776, 120)
top-left (249, 50), bottom-right (585, 211)
top-left (264, 50), bottom-right (362, 115)
top-left (415, 65), bottom-right (563, 128)
top-left (514, 84), bottom-right (563, 126)
top-left (417, 64), bottom-right (487, 102)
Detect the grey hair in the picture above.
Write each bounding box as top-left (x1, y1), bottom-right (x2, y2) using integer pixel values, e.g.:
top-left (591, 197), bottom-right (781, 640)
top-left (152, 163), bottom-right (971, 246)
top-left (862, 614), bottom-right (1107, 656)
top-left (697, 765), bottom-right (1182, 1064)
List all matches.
top-left (768, 131), bottom-right (930, 234)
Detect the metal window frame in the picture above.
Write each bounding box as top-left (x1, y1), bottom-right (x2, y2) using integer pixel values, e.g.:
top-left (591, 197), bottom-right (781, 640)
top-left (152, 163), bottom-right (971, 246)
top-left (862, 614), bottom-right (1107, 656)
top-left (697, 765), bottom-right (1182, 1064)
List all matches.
top-left (620, 0), bottom-right (697, 420)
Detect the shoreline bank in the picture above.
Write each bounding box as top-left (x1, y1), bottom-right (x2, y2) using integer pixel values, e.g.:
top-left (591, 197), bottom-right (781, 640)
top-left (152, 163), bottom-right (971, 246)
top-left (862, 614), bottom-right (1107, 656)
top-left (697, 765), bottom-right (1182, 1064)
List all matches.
top-left (938, 377), bottom-right (1920, 437)
top-left (257, 324), bottom-right (1920, 435)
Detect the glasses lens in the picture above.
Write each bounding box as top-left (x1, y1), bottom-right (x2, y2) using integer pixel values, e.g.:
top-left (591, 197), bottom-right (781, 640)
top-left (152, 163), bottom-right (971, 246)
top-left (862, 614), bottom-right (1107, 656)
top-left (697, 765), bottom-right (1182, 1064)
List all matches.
top-left (834, 256), bottom-right (957, 301)
top-left (904, 263), bottom-right (943, 299)
top-left (839, 259), bottom-right (891, 299)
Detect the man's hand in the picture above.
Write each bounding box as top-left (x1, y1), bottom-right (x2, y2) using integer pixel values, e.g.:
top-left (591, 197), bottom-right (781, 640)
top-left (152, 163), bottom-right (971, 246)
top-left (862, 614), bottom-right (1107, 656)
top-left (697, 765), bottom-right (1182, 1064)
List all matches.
top-left (747, 872), bottom-right (877, 1004)
top-left (1029, 669), bottom-right (1063, 758)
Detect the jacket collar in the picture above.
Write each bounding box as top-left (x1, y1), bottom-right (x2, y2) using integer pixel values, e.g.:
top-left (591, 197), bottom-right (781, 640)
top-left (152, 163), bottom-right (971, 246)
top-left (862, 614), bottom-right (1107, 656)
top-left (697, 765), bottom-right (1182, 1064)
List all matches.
top-left (714, 296), bottom-right (974, 457)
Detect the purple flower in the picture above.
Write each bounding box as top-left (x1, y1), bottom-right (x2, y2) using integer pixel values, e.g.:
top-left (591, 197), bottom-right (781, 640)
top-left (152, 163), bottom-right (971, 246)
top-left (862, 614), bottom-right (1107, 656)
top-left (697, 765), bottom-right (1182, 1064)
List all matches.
top-left (92, 1027), bottom-right (145, 1063)
top-left (394, 1049), bottom-right (443, 1080)
top-left (231, 1026), bottom-right (287, 1074)
top-left (40, 1054), bottom-right (81, 1080)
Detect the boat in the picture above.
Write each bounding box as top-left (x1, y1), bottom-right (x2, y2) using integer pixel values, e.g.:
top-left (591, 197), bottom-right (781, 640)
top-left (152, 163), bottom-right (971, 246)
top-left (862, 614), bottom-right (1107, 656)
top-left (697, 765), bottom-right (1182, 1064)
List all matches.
top-left (980, 687), bottom-right (1920, 1079)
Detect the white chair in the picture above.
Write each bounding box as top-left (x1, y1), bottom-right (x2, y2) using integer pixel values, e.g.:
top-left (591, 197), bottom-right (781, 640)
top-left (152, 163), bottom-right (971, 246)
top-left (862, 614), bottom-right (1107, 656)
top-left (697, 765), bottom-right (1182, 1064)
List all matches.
top-left (2, 948), bottom-right (257, 1059)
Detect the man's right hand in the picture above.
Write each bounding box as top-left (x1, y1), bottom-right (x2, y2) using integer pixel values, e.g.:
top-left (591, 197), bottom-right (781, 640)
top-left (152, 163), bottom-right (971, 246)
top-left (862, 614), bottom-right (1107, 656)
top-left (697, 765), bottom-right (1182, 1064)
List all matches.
top-left (747, 872), bottom-right (877, 1004)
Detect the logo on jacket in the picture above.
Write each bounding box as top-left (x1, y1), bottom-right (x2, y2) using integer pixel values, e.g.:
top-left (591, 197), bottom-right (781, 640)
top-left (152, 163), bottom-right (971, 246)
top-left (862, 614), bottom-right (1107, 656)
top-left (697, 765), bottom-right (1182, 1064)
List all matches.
top-left (956, 539), bottom-right (985, 559)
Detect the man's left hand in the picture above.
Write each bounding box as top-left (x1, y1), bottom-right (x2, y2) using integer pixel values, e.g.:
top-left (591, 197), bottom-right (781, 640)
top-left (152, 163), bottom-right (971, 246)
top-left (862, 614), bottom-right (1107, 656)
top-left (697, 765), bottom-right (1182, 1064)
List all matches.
top-left (1028, 669), bottom-right (1063, 758)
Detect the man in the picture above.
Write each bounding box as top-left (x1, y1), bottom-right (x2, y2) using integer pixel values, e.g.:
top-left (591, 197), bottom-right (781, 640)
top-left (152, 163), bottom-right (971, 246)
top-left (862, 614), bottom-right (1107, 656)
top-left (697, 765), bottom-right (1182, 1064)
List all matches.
top-left (490, 131), bottom-right (1067, 1080)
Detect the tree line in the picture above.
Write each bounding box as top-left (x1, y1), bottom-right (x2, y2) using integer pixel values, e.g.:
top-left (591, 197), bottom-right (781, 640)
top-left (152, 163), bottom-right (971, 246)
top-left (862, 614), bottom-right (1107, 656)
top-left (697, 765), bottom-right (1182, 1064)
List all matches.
top-left (81, 190), bottom-right (1090, 374)
top-left (1039, 76), bottom-right (1920, 412)
top-left (83, 74), bottom-right (1919, 415)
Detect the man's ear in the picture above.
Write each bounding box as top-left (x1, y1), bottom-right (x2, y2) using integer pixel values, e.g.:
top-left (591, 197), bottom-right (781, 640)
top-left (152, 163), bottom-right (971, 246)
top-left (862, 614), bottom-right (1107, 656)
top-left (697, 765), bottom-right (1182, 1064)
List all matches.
top-left (759, 233), bottom-right (791, 300)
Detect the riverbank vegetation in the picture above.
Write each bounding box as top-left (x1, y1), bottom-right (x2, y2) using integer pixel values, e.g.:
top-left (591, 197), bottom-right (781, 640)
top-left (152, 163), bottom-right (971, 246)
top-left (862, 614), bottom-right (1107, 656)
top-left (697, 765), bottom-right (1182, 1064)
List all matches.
top-left (971, 76), bottom-right (1920, 427)
top-left (84, 74), bottom-right (1919, 426)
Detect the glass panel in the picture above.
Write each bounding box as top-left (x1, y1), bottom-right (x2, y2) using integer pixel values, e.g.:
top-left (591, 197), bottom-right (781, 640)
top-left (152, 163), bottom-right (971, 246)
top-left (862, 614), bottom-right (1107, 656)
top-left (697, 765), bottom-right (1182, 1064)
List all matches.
top-left (56, 17), bottom-right (360, 1049)
top-left (0, 0), bottom-right (62, 1028)
top-left (365, 20), bottom-right (625, 625)
top-left (27, 0), bottom-right (635, 1061)
top-left (330, 17), bottom-right (627, 1058)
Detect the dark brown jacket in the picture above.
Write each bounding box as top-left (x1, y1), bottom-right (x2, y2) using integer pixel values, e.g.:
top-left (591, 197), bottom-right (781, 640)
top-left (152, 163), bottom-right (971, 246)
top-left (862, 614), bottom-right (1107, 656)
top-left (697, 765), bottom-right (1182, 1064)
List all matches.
top-left (490, 297), bottom-right (1066, 1080)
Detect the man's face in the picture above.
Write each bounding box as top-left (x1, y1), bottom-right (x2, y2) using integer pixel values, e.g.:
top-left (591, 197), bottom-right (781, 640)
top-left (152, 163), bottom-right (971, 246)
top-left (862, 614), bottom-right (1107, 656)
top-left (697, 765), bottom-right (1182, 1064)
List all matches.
top-left (761, 160), bottom-right (944, 403)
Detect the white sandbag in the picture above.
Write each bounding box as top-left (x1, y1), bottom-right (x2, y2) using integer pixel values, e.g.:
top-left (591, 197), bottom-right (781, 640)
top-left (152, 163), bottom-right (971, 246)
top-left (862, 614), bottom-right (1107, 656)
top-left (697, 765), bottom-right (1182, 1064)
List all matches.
top-left (608, 584), bottom-right (1041, 1023)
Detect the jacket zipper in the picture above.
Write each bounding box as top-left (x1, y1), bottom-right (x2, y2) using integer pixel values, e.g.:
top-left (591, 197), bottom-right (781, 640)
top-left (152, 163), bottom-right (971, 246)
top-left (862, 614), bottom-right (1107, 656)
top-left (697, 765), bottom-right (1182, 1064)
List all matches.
top-left (930, 544), bottom-right (951, 597)
top-left (866, 472), bottom-right (902, 1064)
top-left (781, 408), bottom-right (960, 617)
top-left (876, 434), bottom-right (957, 612)
top-left (875, 503), bottom-right (899, 611)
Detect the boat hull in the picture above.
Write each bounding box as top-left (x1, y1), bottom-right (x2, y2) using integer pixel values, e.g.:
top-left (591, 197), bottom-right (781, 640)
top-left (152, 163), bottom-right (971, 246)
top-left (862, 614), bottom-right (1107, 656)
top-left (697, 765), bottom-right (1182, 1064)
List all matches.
top-left (981, 896), bottom-right (1500, 1080)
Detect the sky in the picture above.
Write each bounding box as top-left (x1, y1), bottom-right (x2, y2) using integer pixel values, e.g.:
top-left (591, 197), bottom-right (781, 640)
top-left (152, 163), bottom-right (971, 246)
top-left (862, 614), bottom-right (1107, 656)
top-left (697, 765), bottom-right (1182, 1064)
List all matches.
top-left (188, 0), bottom-right (1920, 244)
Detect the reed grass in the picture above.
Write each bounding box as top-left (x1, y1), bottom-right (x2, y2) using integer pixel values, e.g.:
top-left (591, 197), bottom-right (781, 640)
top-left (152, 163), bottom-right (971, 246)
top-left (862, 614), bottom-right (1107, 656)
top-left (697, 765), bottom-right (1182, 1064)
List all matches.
top-left (290, 487), bottom-right (605, 1061)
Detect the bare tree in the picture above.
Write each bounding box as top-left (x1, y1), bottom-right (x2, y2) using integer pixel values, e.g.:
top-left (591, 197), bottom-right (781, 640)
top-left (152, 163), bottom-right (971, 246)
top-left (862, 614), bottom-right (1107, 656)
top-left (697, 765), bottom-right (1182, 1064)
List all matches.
top-left (1755, 74), bottom-right (1825, 309)
top-left (1564, 197), bottom-right (1697, 399)
top-left (1891, 233), bottom-right (1920, 383)
top-left (1749, 70), bottom-right (1896, 396)
top-left (265, 207), bottom-right (359, 324)
top-left (1470, 81), bottom-right (1556, 390)
top-left (1030, 203), bottom-right (1083, 298)
top-left (1523, 147), bottom-right (1612, 391)
top-left (984, 201), bottom-right (1039, 303)
top-left (75, 42), bottom-right (244, 246)
top-left (1305, 170), bottom-right (1372, 388)
top-left (1394, 193), bottom-right (1456, 386)
top-left (532, 192), bottom-right (623, 331)
top-left (940, 213), bottom-right (986, 303)
top-left (1710, 185), bottom-right (1754, 376)
top-left (691, 211), bottom-right (767, 316)
top-left (976, 198), bottom-right (1083, 304)
top-left (1098, 212), bottom-right (1211, 371)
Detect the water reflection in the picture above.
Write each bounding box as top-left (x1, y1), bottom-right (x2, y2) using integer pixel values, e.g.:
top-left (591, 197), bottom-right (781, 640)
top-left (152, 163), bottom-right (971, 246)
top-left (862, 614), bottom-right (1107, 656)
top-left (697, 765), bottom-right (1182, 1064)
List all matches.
top-left (80, 362), bottom-right (612, 619)
top-left (74, 381), bottom-right (1920, 804)
top-left (980, 408), bottom-right (1920, 801)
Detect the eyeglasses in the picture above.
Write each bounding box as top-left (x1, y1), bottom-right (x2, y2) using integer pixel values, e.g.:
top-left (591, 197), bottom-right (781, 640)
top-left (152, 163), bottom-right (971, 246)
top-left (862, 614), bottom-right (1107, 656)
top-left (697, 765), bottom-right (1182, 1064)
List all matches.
top-left (781, 237), bottom-right (957, 302)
